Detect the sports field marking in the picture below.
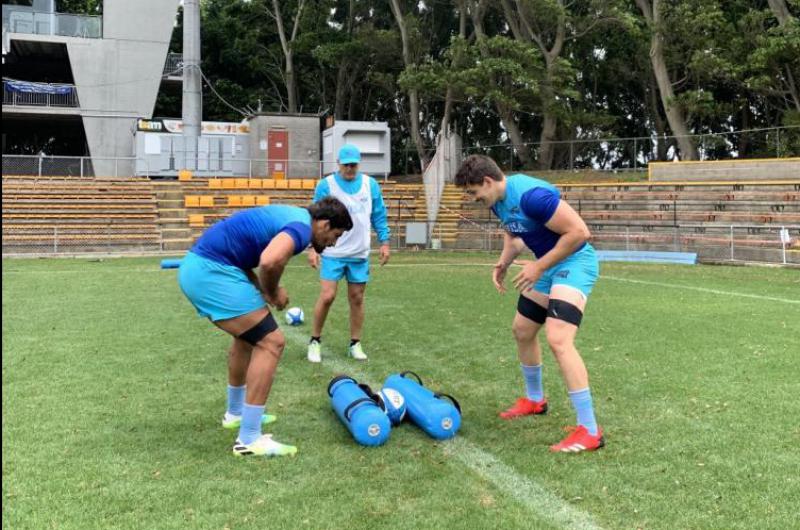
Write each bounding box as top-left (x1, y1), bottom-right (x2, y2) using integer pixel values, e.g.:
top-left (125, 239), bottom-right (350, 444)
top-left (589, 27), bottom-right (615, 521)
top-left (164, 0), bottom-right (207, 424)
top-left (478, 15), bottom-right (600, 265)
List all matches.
top-left (281, 325), bottom-right (603, 530)
top-left (602, 275), bottom-right (800, 305)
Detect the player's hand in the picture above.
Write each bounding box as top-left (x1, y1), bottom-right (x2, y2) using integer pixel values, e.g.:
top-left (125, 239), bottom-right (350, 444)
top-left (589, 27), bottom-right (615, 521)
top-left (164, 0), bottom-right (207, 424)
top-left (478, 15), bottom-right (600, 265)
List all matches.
top-left (379, 244), bottom-right (390, 266)
top-left (268, 287), bottom-right (289, 310)
top-left (512, 260), bottom-right (544, 292)
top-left (492, 261), bottom-right (509, 293)
top-left (308, 249), bottom-right (320, 269)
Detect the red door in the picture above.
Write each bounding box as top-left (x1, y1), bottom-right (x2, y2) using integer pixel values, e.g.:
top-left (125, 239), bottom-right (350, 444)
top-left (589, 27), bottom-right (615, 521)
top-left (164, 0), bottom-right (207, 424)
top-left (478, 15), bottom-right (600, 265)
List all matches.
top-left (267, 129), bottom-right (289, 179)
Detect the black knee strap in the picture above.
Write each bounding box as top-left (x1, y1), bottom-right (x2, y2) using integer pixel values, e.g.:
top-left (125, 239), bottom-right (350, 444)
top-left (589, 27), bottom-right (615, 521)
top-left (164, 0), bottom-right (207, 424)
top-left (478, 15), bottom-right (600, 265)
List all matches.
top-left (517, 295), bottom-right (547, 324)
top-left (547, 299), bottom-right (583, 327)
top-left (238, 313), bottom-right (278, 346)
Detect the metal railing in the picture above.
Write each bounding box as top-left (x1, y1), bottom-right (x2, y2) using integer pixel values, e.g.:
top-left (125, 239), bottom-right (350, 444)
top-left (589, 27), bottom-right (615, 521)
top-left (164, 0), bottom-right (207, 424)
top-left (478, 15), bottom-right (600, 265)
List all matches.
top-left (1, 154), bottom-right (343, 179)
top-left (2, 155), bottom-right (150, 178)
top-left (164, 53), bottom-right (183, 76)
top-left (2, 7), bottom-right (102, 38)
top-left (3, 83), bottom-right (79, 108)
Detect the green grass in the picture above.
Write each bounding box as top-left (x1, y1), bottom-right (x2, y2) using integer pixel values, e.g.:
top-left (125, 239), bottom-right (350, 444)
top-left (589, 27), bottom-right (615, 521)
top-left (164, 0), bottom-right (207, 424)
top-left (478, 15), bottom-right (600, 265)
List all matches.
top-left (3, 254), bottom-right (799, 529)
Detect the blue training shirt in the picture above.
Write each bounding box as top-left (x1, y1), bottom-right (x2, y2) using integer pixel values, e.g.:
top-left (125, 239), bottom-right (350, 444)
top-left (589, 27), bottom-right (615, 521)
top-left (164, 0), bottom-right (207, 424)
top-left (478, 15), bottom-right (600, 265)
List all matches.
top-left (491, 174), bottom-right (585, 258)
top-left (313, 172), bottom-right (391, 242)
top-left (191, 205), bottom-right (312, 270)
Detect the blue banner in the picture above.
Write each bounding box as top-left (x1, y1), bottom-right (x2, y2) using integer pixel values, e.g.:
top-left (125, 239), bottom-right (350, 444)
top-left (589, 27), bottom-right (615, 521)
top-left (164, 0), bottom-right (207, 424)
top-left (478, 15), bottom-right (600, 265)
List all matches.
top-left (3, 79), bottom-right (75, 95)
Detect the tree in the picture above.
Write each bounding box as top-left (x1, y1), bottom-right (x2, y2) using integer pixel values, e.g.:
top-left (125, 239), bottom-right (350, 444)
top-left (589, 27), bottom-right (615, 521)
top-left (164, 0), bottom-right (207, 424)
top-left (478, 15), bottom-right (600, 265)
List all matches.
top-left (265, 0), bottom-right (307, 113)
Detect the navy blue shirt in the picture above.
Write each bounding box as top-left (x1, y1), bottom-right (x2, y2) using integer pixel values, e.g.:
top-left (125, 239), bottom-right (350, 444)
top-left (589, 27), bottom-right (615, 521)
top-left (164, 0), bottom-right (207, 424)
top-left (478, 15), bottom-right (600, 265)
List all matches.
top-left (491, 174), bottom-right (584, 258)
top-left (191, 205), bottom-right (312, 269)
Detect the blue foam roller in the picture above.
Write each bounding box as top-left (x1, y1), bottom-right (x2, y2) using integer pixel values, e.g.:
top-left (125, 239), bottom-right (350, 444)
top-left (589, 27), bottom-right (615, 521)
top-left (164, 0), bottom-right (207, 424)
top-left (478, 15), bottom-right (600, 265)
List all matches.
top-left (328, 375), bottom-right (392, 447)
top-left (160, 258), bottom-right (183, 269)
top-left (383, 371), bottom-right (461, 440)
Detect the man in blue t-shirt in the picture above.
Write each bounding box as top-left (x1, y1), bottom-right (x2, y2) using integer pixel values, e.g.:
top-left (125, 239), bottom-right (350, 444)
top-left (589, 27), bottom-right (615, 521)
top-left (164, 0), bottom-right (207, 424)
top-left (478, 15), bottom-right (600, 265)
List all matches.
top-left (306, 144), bottom-right (391, 363)
top-left (454, 155), bottom-right (604, 454)
top-left (178, 197), bottom-right (352, 458)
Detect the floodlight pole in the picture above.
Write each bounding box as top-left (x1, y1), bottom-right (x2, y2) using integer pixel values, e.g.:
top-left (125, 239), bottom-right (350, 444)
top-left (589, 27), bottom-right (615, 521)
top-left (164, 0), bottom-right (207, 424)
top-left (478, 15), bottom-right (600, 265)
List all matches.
top-left (182, 0), bottom-right (202, 171)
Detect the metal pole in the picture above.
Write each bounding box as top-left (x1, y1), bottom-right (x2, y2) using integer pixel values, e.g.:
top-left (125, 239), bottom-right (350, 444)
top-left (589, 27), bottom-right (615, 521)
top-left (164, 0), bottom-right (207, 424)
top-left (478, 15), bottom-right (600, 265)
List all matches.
top-left (80, 157), bottom-right (84, 178)
top-left (38, 154), bottom-right (43, 177)
top-left (569, 141), bottom-right (574, 171)
top-left (781, 226), bottom-right (787, 265)
top-left (776, 129), bottom-right (781, 158)
top-left (730, 225), bottom-right (734, 261)
top-left (182, 0), bottom-right (202, 172)
top-left (114, 158), bottom-right (118, 178)
top-left (626, 226), bottom-right (630, 251)
top-left (53, 226), bottom-right (58, 254)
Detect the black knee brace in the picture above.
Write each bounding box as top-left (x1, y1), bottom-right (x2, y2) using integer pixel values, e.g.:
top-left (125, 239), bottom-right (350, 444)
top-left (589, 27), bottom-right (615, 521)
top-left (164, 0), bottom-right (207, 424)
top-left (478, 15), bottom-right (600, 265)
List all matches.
top-left (238, 313), bottom-right (278, 346)
top-left (547, 299), bottom-right (583, 327)
top-left (517, 295), bottom-right (547, 324)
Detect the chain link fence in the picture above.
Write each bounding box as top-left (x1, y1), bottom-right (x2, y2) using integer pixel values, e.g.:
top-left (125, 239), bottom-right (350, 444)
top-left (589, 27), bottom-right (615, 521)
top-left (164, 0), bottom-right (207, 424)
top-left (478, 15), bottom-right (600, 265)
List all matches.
top-left (401, 126), bottom-right (800, 174)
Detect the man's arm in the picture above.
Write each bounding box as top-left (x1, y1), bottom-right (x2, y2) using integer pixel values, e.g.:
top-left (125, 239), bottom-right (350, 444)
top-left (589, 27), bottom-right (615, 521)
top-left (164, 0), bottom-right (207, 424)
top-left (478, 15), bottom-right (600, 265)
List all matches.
top-left (245, 268), bottom-right (261, 292)
top-left (511, 200), bottom-right (591, 291)
top-left (535, 201), bottom-right (591, 271)
top-left (370, 178), bottom-right (391, 265)
top-left (498, 231), bottom-right (526, 267)
top-left (492, 231), bottom-right (525, 293)
top-left (258, 233), bottom-right (297, 309)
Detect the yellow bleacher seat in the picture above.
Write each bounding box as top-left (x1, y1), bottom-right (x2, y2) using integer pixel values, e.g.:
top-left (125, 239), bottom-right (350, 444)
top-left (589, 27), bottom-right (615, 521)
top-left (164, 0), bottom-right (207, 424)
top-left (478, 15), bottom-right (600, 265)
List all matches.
top-left (248, 179), bottom-right (263, 189)
top-left (262, 179), bottom-right (276, 189)
top-left (302, 179), bottom-right (316, 190)
top-left (178, 169), bottom-right (193, 181)
top-left (184, 196), bottom-right (200, 208)
top-left (208, 179), bottom-right (222, 189)
top-left (289, 179), bottom-right (303, 190)
top-left (188, 214), bottom-right (204, 227)
top-left (235, 179), bottom-right (249, 189)
top-left (221, 179), bottom-right (236, 189)
top-left (256, 195), bottom-right (270, 206)
top-left (199, 195), bottom-right (214, 207)
top-left (228, 195), bottom-right (243, 207)
top-left (274, 179), bottom-right (289, 190)
top-left (241, 195), bottom-right (256, 207)
top-left (273, 171), bottom-right (285, 180)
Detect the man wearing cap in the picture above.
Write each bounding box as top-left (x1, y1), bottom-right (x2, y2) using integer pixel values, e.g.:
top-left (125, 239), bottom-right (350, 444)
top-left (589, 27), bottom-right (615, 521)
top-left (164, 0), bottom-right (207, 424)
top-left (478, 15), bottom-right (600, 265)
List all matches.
top-left (306, 144), bottom-right (391, 362)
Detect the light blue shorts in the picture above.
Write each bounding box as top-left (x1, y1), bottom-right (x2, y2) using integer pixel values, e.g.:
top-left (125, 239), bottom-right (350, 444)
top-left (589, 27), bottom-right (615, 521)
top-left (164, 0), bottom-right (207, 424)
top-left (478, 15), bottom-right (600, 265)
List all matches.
top-left (320, 256), bottom-right (370, 284)
top-left (533, 243), bottom-right (599, 298)
top-left (177, 251), bottom-right (266, 322)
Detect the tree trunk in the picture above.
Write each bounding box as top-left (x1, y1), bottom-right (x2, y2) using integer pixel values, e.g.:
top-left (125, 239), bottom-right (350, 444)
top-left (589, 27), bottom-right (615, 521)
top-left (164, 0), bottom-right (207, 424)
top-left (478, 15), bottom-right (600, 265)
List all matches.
top-left (538, 111), bottom-right (557, 170)
top-left (334, 65), bottom-right (348, 119)
top-left (649, 76), bottom-right (668, 161)
top-left (438, 1), bottom-right (467, 137)
top-left (390, 0), bottom-right (430, 169)
top-left (269, 0), bottom-right (305, 113)
top-left (768, 0), bottom-right (793, 26)
top-left (285, 53), bottom-right (297, 113)
top-left (636, 0), bottom-right (698, 160)
top-left (470, 1), bottom-right (531, 165)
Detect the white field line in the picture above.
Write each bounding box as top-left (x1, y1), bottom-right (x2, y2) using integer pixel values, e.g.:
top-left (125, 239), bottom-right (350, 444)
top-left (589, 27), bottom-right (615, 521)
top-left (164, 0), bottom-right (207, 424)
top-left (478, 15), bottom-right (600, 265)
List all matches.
top-left (602, 275), bottom-right (800, 305)
top-left (6, 260), bottom-right (794, 305)
top-left (280, 325), bottom-right (602, 530)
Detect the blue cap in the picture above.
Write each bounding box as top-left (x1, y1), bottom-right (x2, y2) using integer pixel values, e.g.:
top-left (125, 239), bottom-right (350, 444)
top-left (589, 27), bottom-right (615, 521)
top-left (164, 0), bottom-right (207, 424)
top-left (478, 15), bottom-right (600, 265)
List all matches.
top-left (338, 144), bottom-right (361, 165)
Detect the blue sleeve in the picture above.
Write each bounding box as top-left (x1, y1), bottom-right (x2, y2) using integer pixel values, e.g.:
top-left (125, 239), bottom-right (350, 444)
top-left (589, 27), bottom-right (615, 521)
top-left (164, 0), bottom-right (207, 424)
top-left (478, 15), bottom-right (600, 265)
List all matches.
top-left (520, 187), bottom-right (560, 224)
top-left (280, 221), bottom-right (312, 255)
top-left (369, 178), bottom-right (391, 242)
top-left (312, 179), bottom-right (330, 203)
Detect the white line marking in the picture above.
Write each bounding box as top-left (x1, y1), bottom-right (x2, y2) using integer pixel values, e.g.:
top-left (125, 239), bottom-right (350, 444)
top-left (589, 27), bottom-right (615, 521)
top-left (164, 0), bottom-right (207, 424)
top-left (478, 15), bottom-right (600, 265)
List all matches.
top-left (443, 437), bottom-right (602, 530)
top-left (280, 325), bottom-right (602, 530)
top-left (602, 275), bottom-right (800, 305)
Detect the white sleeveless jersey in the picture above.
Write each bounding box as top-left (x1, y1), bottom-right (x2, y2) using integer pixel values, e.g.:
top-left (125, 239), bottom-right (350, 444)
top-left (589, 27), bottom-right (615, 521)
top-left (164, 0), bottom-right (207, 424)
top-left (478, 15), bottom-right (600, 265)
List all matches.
top-left (322, 174), bottom-right (372, 259)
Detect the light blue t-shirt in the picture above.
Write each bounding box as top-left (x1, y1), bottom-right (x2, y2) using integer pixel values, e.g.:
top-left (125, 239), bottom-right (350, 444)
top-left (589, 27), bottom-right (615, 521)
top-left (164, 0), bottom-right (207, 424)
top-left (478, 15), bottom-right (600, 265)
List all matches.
top-left (191, 205), bottom-right (311, 269)
top-left (491, 174), bottom-right (584, 258)
top-left (313, 172), bottom-right (390, 243)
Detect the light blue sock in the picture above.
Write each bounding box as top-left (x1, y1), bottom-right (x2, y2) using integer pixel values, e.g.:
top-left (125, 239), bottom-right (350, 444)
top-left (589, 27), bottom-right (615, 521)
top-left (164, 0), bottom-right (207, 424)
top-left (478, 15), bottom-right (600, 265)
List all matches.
top-left (227, 384), bottom-right (246, 416)
top-left (239, 403), bottom-right (265, 444)
top-left (568, 388), bottom-right (598, 436)
top-left (520, 364), bottom-right (544, 402)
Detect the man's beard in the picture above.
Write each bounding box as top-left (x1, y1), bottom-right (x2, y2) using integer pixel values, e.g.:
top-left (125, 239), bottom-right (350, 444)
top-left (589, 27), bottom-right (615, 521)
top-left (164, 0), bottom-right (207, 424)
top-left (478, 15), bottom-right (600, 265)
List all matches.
top-left (312, 241), bottom-right (326, 253)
